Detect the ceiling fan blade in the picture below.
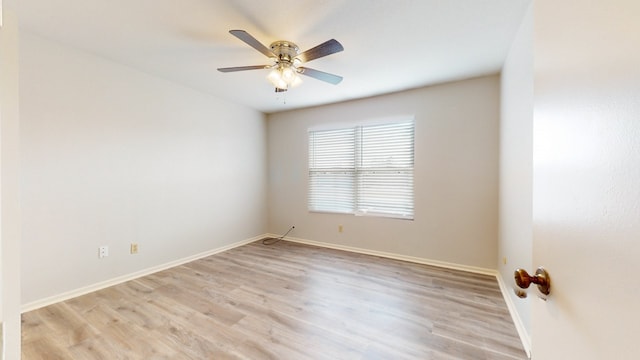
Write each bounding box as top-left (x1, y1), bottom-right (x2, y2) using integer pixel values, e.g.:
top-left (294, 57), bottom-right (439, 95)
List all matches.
top-left (298, 67), bottom-right (343, 85)
top-left (229, 30), bottom-right (275, 58)
top-left (217, 65), bottom-right (268, 73)
top-left (297, 39), bottom-right (344, 63)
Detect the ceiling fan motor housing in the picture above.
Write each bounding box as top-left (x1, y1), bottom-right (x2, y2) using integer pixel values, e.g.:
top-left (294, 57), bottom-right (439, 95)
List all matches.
top-left (270, 41), bottom-right (300, 64)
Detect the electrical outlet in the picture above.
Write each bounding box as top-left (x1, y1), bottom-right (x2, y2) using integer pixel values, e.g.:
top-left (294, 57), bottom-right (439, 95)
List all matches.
top-left (503, 257), bottom-right (507, 265)
top-left (338, 225), bottom-right (343, 233)
top-left (99, 246), bottom-right (109, 259)
top-left (130, 243), bottom-right (139, 254)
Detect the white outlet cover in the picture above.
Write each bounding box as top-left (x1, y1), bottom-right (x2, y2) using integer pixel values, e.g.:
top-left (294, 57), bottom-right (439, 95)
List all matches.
top-left (99, 245), bottom-right (109, 258)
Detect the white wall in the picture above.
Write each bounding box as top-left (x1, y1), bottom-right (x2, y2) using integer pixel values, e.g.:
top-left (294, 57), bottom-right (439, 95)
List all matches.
top-left (499, 3), bottom-right (533, 350)
top-left (268, 76), bottom-right (500, 269)
top-left (1, 9), bottom-right (22, 359)
top-left (20, 33), bottom-right (268, 305)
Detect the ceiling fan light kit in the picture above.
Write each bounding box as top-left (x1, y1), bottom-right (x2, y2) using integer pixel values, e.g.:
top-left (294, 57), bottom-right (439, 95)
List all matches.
top-left (218, 30), bottom-right (344, 93)
top-left (267, 64), bottom-right (303, 91)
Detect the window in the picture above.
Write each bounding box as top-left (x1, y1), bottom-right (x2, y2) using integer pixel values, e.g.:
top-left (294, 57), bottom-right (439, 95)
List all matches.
top-left (308, 119), bottom-right (414, 219)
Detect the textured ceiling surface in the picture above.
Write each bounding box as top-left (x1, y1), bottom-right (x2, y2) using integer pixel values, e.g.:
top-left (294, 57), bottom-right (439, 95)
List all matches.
top-left (15, 0), bottom-right (531, 113)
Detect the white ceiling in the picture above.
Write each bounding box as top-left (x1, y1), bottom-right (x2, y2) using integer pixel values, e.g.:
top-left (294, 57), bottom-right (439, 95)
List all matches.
top-left (15, 0), bottom-right (531, 114)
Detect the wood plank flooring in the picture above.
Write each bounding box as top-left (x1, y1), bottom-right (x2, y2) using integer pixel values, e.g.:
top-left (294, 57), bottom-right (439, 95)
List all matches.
top-left (22, 240), bottom-right (527, 359)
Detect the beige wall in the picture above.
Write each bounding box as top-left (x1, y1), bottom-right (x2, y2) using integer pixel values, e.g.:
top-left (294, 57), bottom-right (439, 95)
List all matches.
top-left (267, 76), bottom-right (500, 269)
top-left (499, 3), bottom-right (533, 350)
top-left (19, 33), bottom-right (268, 305)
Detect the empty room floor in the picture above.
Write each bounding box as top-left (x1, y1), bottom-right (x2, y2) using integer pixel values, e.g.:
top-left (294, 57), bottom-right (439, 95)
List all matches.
top-left (22, 241), bottom-right (527, 359)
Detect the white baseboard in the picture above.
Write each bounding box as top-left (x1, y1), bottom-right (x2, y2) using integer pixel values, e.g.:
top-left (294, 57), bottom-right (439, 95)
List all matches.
top-left (272, 234), bottom-right (496, 276)
top-left (21, 235), bottom-right (266, 313)
top-left (496, 272), bottom-right (532, 358)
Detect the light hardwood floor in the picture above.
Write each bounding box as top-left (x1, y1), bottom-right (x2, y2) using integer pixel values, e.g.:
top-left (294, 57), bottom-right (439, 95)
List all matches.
top-left (22, 240), bottom-right (527, 359)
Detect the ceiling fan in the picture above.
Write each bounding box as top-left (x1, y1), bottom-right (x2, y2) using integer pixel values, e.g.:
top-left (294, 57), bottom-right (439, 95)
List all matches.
top-left (217, 30), bottom-right (344, 92)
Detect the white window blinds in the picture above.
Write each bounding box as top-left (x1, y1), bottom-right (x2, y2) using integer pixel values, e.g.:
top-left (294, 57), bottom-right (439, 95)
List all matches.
top-left (308, 128), bottom-right (356, 214)
top-left (308, 119), bottom-right (414, 219)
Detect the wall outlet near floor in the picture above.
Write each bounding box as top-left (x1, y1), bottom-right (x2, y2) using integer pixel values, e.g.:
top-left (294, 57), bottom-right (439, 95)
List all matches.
top-left (503, 257), bottom-right (507, 265)
top-left (130, 243), bottom-right (139, 254)
top-left (338, 225), bottom-right (343, 233)
top-left (99, 245), bottom-right (109, 259)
